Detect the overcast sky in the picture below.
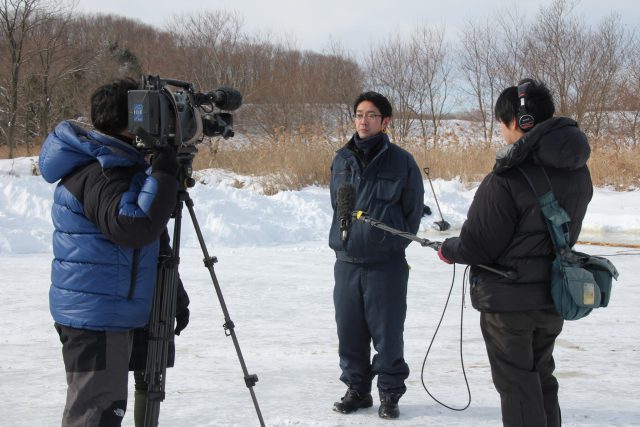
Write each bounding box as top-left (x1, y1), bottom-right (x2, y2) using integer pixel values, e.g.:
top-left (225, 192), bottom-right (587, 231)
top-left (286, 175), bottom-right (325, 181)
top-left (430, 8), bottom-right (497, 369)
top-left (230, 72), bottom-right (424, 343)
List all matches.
top-left (74, 0), bottom-right (639, 54)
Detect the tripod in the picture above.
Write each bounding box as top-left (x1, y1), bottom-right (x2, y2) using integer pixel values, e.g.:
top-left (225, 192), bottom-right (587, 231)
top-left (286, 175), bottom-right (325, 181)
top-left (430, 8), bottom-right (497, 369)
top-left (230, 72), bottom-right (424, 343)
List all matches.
top-left (143, 148), bottom-right (265, 427)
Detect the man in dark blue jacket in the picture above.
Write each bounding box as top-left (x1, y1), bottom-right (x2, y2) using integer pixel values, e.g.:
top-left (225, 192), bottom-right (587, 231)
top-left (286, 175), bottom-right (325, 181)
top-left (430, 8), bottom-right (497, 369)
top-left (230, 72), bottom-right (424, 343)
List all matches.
top-left (329, 92), bottom-right (424, 419)
top-left (39, 78), bottom-right (181, 426)
top-left (438, 79), bottom-right (592, 426)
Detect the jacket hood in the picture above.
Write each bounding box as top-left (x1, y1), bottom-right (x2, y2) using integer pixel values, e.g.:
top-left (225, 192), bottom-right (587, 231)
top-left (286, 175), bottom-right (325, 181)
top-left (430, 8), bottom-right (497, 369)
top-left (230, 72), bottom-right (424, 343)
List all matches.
top-left (39, 120), bottom-right (146, 183)
top-left (493, 117), bottom-right (590, 174)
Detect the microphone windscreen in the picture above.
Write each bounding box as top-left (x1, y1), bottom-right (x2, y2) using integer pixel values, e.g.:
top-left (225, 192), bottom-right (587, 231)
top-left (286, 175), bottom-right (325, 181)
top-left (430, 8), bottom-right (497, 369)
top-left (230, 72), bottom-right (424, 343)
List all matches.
top-left (337, 183), bottom-right (356, 219)
top-left (212, 87), bottom-right (243, 111)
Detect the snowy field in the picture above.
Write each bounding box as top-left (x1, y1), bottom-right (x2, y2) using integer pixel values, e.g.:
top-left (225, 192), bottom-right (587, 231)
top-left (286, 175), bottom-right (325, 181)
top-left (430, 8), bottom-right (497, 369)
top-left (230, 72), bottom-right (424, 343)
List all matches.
top-left (1, 157), bottom-right (639, 426)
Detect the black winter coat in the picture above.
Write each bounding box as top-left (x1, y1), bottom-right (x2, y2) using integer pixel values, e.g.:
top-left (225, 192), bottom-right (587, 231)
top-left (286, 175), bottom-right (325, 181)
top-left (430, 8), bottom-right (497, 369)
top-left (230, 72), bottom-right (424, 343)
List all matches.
top-left (441, 117), bottom-right (593, 312)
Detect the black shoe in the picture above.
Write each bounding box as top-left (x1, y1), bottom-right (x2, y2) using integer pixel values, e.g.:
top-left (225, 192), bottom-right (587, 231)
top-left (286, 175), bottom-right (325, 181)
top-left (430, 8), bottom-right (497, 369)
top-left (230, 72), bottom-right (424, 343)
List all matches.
top-left (378, 392), bottom-right (402, 419)
top-left (333, 388), bottom-right (373, 414)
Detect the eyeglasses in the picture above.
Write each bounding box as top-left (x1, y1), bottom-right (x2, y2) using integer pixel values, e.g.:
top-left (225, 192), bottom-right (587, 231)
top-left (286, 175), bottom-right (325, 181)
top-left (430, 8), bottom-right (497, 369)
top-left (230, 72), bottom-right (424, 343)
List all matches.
top-left (354, 113), bottom-right (382, 121)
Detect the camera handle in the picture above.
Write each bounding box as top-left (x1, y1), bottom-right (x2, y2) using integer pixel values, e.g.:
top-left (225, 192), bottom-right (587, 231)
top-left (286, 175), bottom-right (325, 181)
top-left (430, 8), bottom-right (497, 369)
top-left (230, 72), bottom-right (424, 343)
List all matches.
top-left (143, 186), bottom-right (265, 427)
top-left (353, 211), bottom-right (516, 279)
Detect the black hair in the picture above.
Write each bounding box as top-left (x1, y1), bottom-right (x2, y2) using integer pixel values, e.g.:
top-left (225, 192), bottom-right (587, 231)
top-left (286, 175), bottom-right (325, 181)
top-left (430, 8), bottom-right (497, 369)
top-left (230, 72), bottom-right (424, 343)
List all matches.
top-left (90, 77), bottom-right (139, 136)
top-left (494, 78), bottom-right (555, 127)
top-left (353, 91), bottom-right (393, 118)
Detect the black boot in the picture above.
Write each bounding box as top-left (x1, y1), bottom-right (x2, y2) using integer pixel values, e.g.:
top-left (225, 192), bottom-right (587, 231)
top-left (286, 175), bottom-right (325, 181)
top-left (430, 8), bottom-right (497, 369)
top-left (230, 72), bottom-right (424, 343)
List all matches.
top-left (378, 392), bottom-right (402, 419)
top-left (333, 388), bottom-right (373, 414)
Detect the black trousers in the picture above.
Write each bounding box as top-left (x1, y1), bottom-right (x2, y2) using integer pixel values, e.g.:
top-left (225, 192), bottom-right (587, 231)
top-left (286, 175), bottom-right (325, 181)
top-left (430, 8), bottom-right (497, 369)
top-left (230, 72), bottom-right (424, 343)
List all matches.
top-left (480, 309), bottom-right (564, 427)
top-left (55, 323), bottom-right (133, 427)
top-left (333, 258), bottom-right (409, 395)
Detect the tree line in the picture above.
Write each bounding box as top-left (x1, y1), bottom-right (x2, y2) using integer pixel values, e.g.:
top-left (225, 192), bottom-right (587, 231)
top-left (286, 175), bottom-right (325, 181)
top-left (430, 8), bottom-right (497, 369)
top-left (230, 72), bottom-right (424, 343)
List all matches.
top-left (1, 0), bottom-right (638, 158)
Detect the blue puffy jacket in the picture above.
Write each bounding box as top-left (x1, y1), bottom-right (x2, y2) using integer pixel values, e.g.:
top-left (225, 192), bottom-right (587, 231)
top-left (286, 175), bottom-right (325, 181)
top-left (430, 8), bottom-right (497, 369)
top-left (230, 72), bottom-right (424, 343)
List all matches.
top-left (39, 121), bottom-right (178, 331)
top-left (329, 133), bottom-right (424, 263)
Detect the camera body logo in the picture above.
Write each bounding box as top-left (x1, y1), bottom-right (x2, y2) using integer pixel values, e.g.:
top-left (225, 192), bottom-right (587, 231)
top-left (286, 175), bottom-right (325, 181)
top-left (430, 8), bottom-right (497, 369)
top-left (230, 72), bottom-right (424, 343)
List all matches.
top-left (132, 103), bottom-right (144, 123)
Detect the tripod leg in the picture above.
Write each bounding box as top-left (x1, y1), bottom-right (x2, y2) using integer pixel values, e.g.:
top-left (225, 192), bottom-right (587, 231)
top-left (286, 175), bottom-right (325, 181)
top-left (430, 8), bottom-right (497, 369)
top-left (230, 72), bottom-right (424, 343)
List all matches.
top-left (183, 194), bottom-right (266, 427)
top-left (143, 200), bottom-right (183, 427)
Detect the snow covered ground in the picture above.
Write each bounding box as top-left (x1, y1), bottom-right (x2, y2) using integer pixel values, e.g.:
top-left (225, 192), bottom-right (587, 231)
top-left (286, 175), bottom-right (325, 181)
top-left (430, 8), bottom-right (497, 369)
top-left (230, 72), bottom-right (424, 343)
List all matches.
top-left (1, 157), bottom-right (639, 426)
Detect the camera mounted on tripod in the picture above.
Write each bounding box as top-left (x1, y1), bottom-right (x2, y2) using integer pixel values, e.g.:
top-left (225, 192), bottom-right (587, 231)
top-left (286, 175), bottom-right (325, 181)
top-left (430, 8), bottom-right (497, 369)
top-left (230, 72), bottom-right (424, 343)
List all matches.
top-left (127, 75), bottom-right (242, 149)
top-left (127, 75), bottom-right (243, 188)
top-left (130, 76), bottom-right (264, 426)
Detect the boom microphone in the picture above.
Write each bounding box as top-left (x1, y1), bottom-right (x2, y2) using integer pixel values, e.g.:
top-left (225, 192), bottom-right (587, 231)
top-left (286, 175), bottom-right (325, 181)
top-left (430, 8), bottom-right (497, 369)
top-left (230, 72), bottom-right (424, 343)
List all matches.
top-left (209, 87), bottom-right (243, 111)
top-left (337, 183), bottom-right (356, 242)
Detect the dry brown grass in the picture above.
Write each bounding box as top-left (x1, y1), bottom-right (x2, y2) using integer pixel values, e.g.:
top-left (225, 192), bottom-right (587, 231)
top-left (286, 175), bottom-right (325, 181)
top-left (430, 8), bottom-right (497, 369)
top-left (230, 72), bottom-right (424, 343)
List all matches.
top-left (194, 133), bottom-right (639, 192)
top-left (192, 131), bottom-right (342, 191)
top-left (5, 132), bottom-right (639, 191)
top-left (408, 145), bottom-right (496, 184)
top-left (587, 136), bottom-right (640, 189)
top-left (0, 144), bottom-right (40, 158)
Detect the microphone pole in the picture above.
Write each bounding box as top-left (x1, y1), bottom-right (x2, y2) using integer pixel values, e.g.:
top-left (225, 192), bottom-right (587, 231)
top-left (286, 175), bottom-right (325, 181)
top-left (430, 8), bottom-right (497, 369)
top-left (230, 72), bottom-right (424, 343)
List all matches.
top-left (353, 211), bottom-right (516, 280)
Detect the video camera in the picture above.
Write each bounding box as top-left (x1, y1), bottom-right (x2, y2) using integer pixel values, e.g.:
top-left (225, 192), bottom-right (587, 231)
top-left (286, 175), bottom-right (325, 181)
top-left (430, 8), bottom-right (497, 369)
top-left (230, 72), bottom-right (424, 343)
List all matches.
top-left (127, 75), bottom-right (242, 149)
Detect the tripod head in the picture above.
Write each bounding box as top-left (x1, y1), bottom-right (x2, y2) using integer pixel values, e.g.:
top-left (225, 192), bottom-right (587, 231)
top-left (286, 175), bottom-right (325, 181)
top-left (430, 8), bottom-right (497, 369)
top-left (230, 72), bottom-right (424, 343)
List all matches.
top-left (176, 145), bottom-right (198, 191)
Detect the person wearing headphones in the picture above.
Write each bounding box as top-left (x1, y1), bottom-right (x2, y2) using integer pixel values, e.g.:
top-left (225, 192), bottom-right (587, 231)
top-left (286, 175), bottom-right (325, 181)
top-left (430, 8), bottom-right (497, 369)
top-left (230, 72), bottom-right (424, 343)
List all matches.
top-left (438, 79), bottom-right (593, 427)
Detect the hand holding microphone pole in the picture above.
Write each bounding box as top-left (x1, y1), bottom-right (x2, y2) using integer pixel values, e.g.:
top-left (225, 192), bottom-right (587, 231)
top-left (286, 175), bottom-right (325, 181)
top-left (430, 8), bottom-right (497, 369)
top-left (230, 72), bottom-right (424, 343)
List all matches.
top-left (336, 183), bottom-right (356, 242)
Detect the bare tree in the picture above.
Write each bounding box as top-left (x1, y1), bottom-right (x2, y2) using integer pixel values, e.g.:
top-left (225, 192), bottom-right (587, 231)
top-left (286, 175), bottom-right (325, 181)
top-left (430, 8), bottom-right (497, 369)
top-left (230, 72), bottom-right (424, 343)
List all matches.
top-left (320, 40), bottom-right (363, 139)
top-left (516, 0), bottom-right (630, 140)
top-left (459, 20), bottom-right (501, 146)
top-left (0, 0), bottom-right (61, 157)
top-left (622, 36), bottom-right (640, 144)
top-left (166, 11), bottom-right (246, 91)
top-left (494, 7), bottom-right (529, 90)
top-left (412, 24), bottom-right (451, 149)
top-left (573, 14), bottom-right (628, 136)
top-left (366, 33), bottom-right (419, 143)
top-left (27, 7), bottom-right (89, 139)
top-left (621, 34), bottom-right (640, 144)
top-left (524, 0), bottom-right (584, 116)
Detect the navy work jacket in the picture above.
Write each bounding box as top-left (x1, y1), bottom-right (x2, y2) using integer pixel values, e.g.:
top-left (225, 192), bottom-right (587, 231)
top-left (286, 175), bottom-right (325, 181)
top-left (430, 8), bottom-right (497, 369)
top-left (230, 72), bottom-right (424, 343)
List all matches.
top-left (329, 133), bottom-right (424, 263)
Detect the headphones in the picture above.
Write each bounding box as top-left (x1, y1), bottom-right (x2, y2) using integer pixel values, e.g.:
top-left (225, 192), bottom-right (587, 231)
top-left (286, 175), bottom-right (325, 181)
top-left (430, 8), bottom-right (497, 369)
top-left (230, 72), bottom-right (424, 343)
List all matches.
top-left (517, 82), bottom-right (535, 131)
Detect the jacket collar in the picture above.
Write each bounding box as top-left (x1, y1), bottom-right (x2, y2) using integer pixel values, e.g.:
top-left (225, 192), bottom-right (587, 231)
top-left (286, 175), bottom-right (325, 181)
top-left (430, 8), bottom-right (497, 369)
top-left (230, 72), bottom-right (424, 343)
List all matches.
top-left (493, 117), bottom-right (590, 174)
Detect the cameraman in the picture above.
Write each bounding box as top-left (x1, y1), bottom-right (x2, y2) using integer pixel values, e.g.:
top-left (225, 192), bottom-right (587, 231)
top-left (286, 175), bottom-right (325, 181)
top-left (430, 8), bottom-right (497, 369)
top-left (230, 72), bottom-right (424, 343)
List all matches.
top-left (438, 79), bottom-right (592, 426)
top-left (39, 77), bottom-right (181, 426)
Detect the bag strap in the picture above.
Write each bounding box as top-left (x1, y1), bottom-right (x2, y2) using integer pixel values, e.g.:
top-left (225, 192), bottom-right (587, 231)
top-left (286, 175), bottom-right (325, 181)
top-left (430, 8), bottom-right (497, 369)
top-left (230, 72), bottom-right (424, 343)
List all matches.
top-left (517, 163), bottom-right (572, 253)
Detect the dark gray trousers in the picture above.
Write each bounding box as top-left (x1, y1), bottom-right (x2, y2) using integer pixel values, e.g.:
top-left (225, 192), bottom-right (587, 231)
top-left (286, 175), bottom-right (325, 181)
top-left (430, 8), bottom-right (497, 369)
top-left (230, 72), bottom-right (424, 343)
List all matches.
top-left (480, 309), bottom-right (564, 427)
top-left (333, 258), bottom-right (409, 395)
top-left (55, 324), bottom-right (133, 427)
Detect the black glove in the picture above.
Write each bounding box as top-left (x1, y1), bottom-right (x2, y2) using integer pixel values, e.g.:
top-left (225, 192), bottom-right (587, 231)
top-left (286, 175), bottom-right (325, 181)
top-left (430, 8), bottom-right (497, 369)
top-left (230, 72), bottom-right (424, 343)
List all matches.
top-left (151, 145), bottom-right (178, 176)
top-left (423, 205), bottom-right (432, 217)
top-left (174, 308), bottom-right (190, 336)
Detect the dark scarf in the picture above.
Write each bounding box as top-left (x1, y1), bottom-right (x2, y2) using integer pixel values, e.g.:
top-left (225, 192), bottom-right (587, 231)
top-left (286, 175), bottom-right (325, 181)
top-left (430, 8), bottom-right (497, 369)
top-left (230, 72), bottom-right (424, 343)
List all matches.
top-left (353, 132), bottom-right (385, 166)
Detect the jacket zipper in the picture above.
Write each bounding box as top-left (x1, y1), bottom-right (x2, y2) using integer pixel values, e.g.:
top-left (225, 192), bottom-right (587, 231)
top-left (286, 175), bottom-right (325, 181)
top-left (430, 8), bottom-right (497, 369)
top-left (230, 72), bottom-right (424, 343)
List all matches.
top-left (127, 249), bottom-right (140, 300)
